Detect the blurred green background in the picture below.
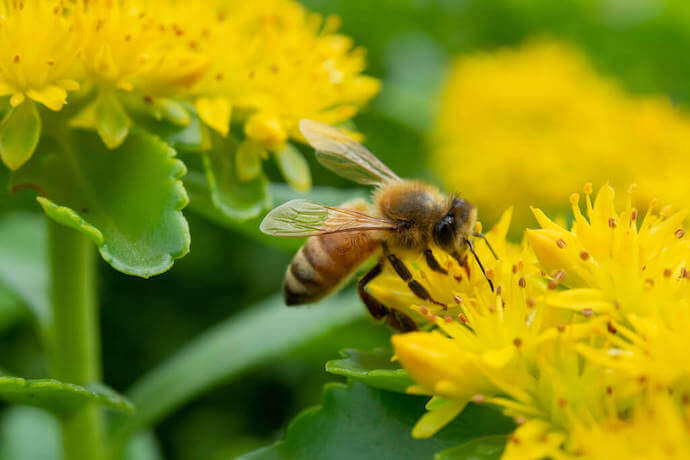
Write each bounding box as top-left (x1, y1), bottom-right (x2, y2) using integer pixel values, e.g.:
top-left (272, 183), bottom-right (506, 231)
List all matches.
top-left (2, 0), bottom-right (690, 458)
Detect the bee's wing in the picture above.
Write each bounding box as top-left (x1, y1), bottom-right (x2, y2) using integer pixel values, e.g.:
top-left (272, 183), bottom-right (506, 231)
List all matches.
top-left (299, 119), bottom-right (401, 186)
top-left (260, 199), bottom-right (397, 237)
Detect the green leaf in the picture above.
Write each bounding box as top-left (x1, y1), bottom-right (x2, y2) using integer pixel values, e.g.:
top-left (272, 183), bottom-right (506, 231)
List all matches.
top-left (0, 406), bottom-right (161, 460)
top-left (235, 141), bottom-right (264, 182)
top-left (95, 90), bottom-right (131, 149)
top-left (0, 100), bottom-right (41, 171)
top-left (112, 290), bottom-right (365, 443)
top-left (239, 382), bottom-right (514, 460)
top-left (326, 348), bottom-right (414, 393)
top-left (203, 134), bottom-right (270, 220)
top-left (0, 212), bottom-right (49, 328)
top-left (0, 376), bottom-right (134, 416)
top-left (434, 435), bottom-right (508, 460)
top-left (274, 143), bottom-right (311, 192)
top-left (133, 102), bottom-right (210, 152)
top-left (185, 173), bottom-right (367, 251)
top-left (11, 129), bottom-right (190, 278)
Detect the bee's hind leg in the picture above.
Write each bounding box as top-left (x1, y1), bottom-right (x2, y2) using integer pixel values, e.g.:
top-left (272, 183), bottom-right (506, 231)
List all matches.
top-left (358, 262), bottom-right (417, 332)
top-left (385, 251), bottom-right (447, 309)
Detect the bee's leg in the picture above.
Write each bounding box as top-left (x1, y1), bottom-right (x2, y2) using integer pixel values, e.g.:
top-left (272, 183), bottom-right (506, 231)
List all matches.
top-left (424, 249), bottom-right (448, 275)
top-left (357, 262), bottom-right (418, 332)
top-left (386, 252), bottom-right (447, 309)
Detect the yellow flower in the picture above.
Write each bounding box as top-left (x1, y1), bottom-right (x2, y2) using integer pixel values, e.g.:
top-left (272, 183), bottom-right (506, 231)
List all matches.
top-left (0, 0), bottom-right (80, 110)
top-left (432, 40), bottom-right (690, 224)
top-left (189, 0), bottom-right (380, 147)
top-left (527, 184), bottom-right (690, 318)
top-left (73, 0), bottom-right (207, 97)
top-left (569, 392), bottom-right (690, 460)
top-left (386, 186), bottom-right (690, 458)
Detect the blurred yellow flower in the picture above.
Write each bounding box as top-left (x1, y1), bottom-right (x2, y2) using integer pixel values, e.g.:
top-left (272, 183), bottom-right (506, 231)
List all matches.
top-left (0, 0), bottom-right (80, 111)
top-left (433, 40), bottom-right (690, 224)
top-left (387, 185), bottom-right (690, 459)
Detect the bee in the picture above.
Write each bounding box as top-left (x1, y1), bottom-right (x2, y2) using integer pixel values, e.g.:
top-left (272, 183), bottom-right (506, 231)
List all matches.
top-left (260, 120), bottom-right (496, 332)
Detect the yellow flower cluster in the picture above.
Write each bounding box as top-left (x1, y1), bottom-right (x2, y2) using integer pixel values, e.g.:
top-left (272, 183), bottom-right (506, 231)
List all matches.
top-left (380, 185), bottom-right (690, 458)
top-left (0, 0), bottom-right (378, 168)
top-left (432, 40), bottom-right (690, 225)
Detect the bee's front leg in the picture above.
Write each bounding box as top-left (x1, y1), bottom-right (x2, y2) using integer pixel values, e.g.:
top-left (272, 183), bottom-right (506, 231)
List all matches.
top-left (385, 250), bottom-right (447, 309)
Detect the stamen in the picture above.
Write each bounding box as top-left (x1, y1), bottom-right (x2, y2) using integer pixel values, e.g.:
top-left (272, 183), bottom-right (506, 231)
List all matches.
top-left (608, 217), bottom-right (616, 228)
top-left (513, 338), bottom-right (522, 347)
top-left (453, 295), bottom-right (462, 304)
top-left (664, 268), bottom-right (672, 277)
top-left (607, 321), bottom-right (617, 334)
top-left (526, 298), bottom-right (535, 307)
top-left (458, 313), bottom-right (468, 323)
top-left (518, 277), bottom-right (526, 288)
top-left (443, 315), bottom-right (453, 323)
top-left (582, 308), bottom-right (593, 317)
top-left (556, 238), bottom-right (567, 248)
top-left (13, 54), bottom-right (20, 63)
top-left (579, 251), bottom-right (590, 260)
top-left (472, 394), bottom-right (485, 404)
top-left (675, 229), bottom-right (685, 239)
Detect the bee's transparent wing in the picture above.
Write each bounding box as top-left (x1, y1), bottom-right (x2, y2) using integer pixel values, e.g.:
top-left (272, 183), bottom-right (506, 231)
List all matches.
top-left (299, 119), bottom-right (401, 186)
top-left (260, 199), bottom-right (397, 237)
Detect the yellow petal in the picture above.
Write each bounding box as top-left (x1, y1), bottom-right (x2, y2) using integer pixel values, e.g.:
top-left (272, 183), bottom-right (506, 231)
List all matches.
top-left (245, 112), bottom-right (287, 149)
top-left (0, 79), bottom-right (14, 96)
top-left (412, 398), bottom-right (468, 438)
top-left (58, 79), bottom-right (80, 91)
top-left (196, 97), bottom-right (232, 136)
top-left (27, 85), bottom-right (67, 111)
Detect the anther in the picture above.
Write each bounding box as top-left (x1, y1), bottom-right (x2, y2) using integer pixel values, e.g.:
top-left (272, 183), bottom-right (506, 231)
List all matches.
top-left (453, 275), bottom-right (463, 283)
top-left (46, 59), bottom-right (55, 66)
top-left (526, 298), bottom-right (535, 307)
top-left (556, 238), bottom-right (567, 249)
top-left (512, 264), bottom-right (518, 274)
top-left (548, 280), bottom-right (558, 290)
top-left (606, 386), bottom-right (613, 395)
top-left (557, 324), bottom-right (565, 332)
top-left (513, 338), bottom-right (522, 347)
top-left (419, 306), bottom-right (428, 315)
top-left (518, 278), bottom-right (526, 288)
top-left (569, 193), bottom-right (579, 205)
top-left (554, 269), bottom-right (566, 281)
top-left (453, 295), bottom-right (462, 304)
top-left (682, 267), bottom-right (689, 279)
top-left (645, 278), bottom-right (655, 287)
top-left (676, 229), bottom-right (685, 239)
top-left (496, 286), bottom-right (502, 296)
top-left (458, 313), bottom-right (468, 323)
top-left (444, 315), bottom-right (453, 323)
top-left (631, 208), bottom-right (638, 221)
top-left (583, 183), bottom-right (593, 194)
top-left (580, 251), bottom-right (590, 260)
top-left (607, 321), bottom-right (617, 334)
top-left (558, 398), bottom-right (567, 408)
top-left (514, 416), bottom-right (525, 425)
top-left (582, 308), bottom-right (593, 317)
top-left (664, 268), bottom-right (672, 277)
top-left (608, 217), bottom-right (617, 228)
top-left (13, 54), bottom-right (20, 63)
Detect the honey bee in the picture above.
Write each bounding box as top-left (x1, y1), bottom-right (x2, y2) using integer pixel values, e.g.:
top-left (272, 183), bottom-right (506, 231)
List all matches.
top-left (260, 120), bottom-right (496, 332)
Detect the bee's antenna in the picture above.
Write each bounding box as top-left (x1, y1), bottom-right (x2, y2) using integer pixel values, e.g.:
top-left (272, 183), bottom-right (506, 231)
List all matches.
top-left (472, 232), bottom-right (499, 260)
top-left (464, 239), bottom-right (494, 292)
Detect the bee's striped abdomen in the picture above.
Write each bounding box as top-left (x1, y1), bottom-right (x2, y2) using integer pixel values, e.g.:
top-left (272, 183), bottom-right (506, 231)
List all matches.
top-left (284, 231), bottom-right (379, 305)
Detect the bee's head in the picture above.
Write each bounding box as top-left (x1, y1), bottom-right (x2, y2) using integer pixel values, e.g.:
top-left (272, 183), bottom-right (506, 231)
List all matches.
top-left (432, 198), bottom-right (477, 255)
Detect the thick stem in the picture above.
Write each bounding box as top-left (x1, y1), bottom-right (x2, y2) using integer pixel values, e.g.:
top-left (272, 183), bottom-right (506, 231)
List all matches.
top-left (48, 220), bottom-right (104, 460)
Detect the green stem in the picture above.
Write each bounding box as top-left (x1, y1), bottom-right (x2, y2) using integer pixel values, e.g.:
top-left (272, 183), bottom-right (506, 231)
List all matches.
top-left (48, 219), bottom-right (104, 460)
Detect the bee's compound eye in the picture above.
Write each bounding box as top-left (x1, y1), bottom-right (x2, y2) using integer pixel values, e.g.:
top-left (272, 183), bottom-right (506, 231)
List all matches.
top-left (433, 215), bottom-right (455, 248)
